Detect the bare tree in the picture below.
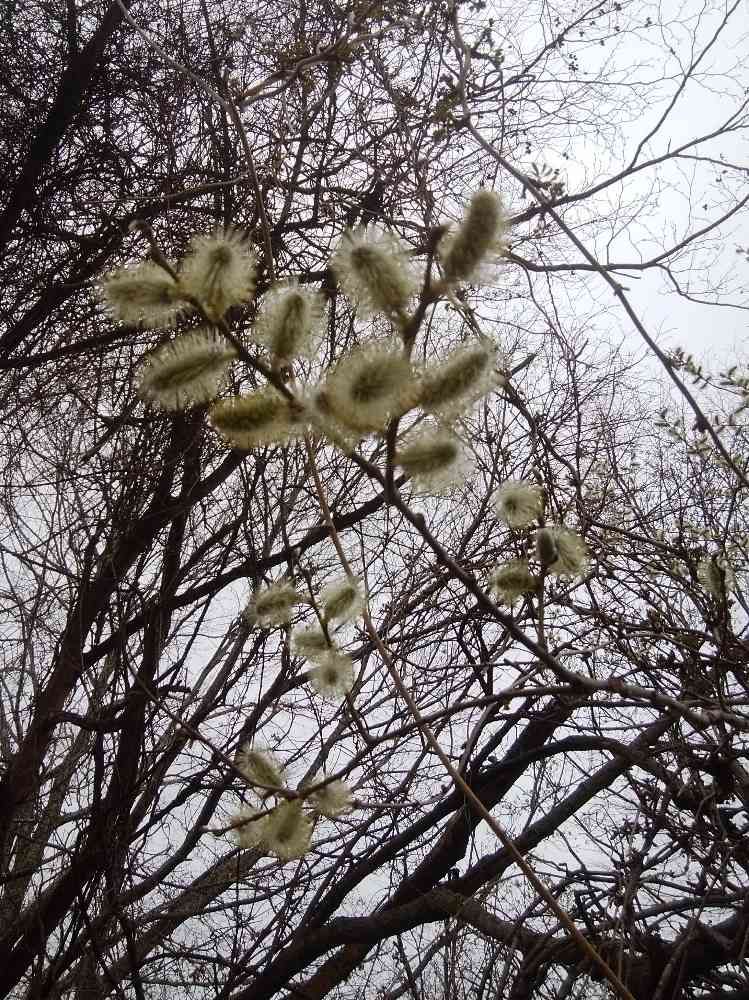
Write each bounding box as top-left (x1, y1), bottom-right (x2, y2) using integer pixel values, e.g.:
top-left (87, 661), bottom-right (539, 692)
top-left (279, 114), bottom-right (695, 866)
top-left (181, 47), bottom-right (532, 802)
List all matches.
top-left (1, 2), bottom-right (748, 1000)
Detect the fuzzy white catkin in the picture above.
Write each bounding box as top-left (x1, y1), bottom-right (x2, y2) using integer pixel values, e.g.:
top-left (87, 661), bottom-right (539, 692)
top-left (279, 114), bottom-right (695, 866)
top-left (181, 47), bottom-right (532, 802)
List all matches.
top-left (442, 189), bottom-right (508, 283)
top-left (230, 805), bottom-right (267, 849)
top-left (492, 480), bottom-right (544, 528)
top-left (309, 777), bottom-right (354, 819)
top-left (262, 801), bottom-right (312, 860)
top-left (417, 338), bottom-right (498, 419)
top-left (210, 391), bottom-right (305, 450)
top-left (234, 745), bottom-right (285, 792)
top-left (180, 229), bottom-right (256, 320)
top-left (318, 338), bottom-right (415, 434)
top-left (100, 261), bottom-right (185, 328)
top-left (320, 576), bottom-right (364, 623)
top-left (253, 281), bottom-right (324, 362)
top-left (535, 528), bottom-right (559, 566)
top-left (244, 581), bottom-right (304, 627)
top-left (137, 329), bottom-right (236, 410)
top-left (536, 527), bottom-right (589, 577)
top-left (395, 427), bottom-right (473, 494)
top-left (292, 624), bottom-right (331, 661)
top-left (331, 227), bottom-right (416, 315)
top-left (489, 560), bottom-right (537, 606)
top-left (309, 649), bottom-right (355, 700)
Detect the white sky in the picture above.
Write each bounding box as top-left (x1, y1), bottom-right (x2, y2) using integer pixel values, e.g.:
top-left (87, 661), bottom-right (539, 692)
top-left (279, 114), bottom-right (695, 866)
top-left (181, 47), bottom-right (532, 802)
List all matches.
top-left (495, 0), bottom-right (749, 369)
top-left (587, 0), bottom-right (747, 367)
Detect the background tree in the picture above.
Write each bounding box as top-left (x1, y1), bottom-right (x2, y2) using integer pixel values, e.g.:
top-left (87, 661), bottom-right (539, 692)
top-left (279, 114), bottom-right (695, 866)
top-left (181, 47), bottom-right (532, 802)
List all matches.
top-left (1, 2), bottom-right (748, 1000)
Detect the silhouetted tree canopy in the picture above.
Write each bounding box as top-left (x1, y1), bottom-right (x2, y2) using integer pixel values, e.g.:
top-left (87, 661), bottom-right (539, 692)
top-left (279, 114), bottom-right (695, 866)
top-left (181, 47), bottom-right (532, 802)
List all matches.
top-left (1, 2), bottom-right (748, 1000)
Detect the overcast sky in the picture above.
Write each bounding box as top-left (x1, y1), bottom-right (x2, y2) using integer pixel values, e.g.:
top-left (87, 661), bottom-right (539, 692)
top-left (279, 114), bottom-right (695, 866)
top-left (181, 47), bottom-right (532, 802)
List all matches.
top-left (588, 0), bottom-right (747, 366)
top-left (498, 0), bottom-right (749, 370)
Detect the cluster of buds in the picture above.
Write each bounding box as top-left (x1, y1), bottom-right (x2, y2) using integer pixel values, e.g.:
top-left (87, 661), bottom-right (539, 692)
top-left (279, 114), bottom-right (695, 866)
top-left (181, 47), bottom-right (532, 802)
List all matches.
top-left (102, 192), bottom-right (512, 493)
top-left (101, 229), bottom-right (255, 332)
top-left (296, 575), bottom-right (364, 700)
top-left (230, 746), bottom-right (354, 860)
top-left (487, 478), bottom-right (589, 606)
top-left (242, 575), bottom-right (364, 702)
top-left (98, 193), bottom-right (528, 869)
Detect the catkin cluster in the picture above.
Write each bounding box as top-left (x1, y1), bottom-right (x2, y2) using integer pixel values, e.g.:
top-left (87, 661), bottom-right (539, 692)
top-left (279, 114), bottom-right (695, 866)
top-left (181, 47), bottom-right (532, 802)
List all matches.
top-left (230, 746), bottom-right (354, 861)
top-left (487, 480), bottom-right (589, 607)
top-left (100, 192), bottom-right (510, 474)
top-left (98, 192), bottom-right (520, 860)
